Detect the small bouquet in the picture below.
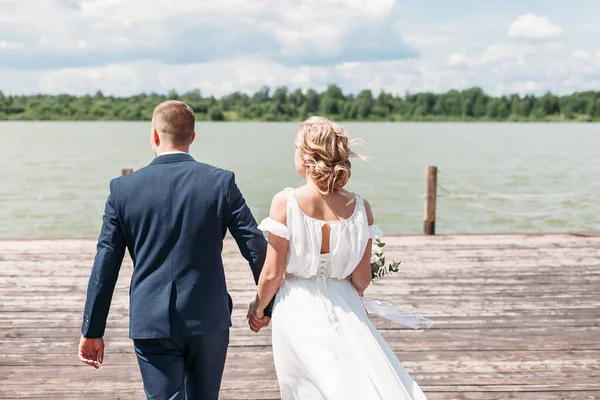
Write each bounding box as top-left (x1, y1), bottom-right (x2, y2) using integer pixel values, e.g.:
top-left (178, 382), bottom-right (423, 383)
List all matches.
top-left (371, 238), bottom-right (401, 281)
top-left (364, 236), bottom-right (433, 329)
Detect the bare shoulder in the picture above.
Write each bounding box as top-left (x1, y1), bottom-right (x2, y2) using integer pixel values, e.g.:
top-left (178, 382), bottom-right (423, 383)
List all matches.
top-left (271, 190), bottom-right (288, 209)
top-left (269, 190), bottom-right (289, 224)
top-left (362, 197), bottom-right (374, 225)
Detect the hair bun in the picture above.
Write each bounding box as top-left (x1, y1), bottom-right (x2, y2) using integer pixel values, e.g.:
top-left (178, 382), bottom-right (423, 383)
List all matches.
top-left (295, 116), bottom-right (360, 193)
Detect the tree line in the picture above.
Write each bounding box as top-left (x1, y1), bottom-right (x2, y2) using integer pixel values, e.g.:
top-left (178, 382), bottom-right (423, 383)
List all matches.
top-left (1, 86), bottom-right (599, 122)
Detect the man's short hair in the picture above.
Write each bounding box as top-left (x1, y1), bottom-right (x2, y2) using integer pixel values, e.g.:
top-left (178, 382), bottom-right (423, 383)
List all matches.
top-left (152, 100), bottom-right (195, 146)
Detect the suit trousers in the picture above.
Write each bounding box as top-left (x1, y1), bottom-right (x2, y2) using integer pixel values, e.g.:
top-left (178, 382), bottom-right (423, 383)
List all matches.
top-left (134, 330), bottom-right (230, 400)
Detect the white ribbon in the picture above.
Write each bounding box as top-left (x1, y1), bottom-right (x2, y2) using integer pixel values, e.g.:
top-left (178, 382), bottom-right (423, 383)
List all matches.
top-left (362, 298), bottom-right (434, 330)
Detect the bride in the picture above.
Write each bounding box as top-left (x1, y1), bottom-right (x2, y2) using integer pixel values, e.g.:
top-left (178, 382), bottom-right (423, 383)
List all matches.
top-left (248, 116), bottom-right (428, 400)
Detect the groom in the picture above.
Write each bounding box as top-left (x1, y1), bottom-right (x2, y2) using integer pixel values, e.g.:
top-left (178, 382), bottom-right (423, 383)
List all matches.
top-left (78, 100), bottom-right (271, 399)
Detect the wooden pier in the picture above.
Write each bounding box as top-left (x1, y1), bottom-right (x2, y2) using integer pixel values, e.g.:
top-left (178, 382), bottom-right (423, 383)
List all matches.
top-left (1, 234), bottom-right (599, 399)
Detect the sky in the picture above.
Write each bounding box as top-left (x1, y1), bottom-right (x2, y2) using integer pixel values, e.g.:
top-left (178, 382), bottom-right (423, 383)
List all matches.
top-left (0, 0), bottom-right (599, 97)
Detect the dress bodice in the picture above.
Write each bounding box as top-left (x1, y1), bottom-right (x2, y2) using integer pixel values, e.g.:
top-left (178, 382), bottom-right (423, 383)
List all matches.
top-left (258, 188), bottom-right (382, 279)
top-left (284, 254), bottom-right (340, 283)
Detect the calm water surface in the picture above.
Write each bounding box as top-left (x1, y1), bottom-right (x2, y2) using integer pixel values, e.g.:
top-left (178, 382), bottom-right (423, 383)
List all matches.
top-left (1, 122), bottom-right (598, 239)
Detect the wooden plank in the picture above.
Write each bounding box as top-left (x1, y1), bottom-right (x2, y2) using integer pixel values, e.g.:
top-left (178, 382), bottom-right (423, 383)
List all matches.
top-left (0, 234), bottom-right (599, 399)
top-left (2, 326), bottom-right (600, 352)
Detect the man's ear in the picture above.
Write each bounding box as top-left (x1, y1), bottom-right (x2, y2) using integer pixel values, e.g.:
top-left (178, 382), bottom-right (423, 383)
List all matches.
top-left (190, 132), bottom-right (196, 145)
top-left (153, 129), bottom-right (160, 146)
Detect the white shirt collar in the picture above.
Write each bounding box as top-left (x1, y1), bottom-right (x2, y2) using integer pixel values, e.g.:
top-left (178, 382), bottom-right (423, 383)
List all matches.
top-left (156, 151), bottom-right (188, 157)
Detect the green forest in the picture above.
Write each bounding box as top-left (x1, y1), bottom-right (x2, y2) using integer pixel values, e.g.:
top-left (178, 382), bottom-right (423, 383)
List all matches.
top-left (1, 86), bottom-right (599, 122)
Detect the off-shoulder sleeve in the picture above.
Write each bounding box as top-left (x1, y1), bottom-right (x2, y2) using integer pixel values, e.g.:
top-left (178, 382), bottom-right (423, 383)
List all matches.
top-left (368, 225), bottom-right (383, 239)
top-left (258, 218), bottom-right (291, 240)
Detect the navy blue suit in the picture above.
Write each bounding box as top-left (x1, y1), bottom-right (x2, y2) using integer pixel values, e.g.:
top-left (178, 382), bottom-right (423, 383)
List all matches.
top-left (81, 153), bottom-right (268, 399)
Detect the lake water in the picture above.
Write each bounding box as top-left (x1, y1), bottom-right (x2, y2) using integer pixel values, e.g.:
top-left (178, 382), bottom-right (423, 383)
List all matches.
top-left (1, 122), bottom-right (598, 239)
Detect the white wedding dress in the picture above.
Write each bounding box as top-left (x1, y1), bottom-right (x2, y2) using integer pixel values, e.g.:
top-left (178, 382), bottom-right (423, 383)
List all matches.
top-left (258, 188), bottom-right (428, 400)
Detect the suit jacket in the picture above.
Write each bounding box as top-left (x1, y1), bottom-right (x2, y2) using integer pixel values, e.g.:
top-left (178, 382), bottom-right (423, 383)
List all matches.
top-left (81, 153), bottom-right (269, 339)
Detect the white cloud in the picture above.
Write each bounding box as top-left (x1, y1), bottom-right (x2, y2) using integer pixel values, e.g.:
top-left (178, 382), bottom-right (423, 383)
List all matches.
top-left (1, 0), bottom-right (600, 97)
top-left (404, 35), bottom-right (451, 47)
top-left (0, 58), bottom-right (426, 97)
top-left (573, 49), bottom-right (591, 60)
top-left (508, 13), bottom-right (563, 40)
top-left (447, 43), bottom-right (536, 68)
top-left (447, 52), bottom-right (475, 68)
top-left (510, 80), bottom-right (546, 95)
top-left (2, 52), bottom-right (600, 99)
top-left (540, 42), bottom-right (564, 51)
top-left (0, 0), bottom-right (417, 70)
top-left (0, 40), bottom-right (25, 50)
top-left (0, 59), bottom-right (335, 97)
top-left (480, 43), bottom-right (537, 64)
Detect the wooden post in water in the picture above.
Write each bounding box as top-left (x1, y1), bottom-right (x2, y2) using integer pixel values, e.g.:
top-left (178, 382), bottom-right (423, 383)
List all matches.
top-left (122, 168), bottom-right (134, 176)
top-left (424, 166), bottom-right (438, 235)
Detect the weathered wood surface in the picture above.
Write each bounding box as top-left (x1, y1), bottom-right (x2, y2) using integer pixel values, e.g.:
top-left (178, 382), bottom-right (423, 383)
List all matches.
top-left (0, 234), bottom-right (599, 399)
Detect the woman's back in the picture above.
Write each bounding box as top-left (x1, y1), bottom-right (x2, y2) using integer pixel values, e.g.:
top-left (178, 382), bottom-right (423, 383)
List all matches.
top-left (293, 186), bottom-right (357, 254)
top-left (259, 186), bottom-right (374, 280)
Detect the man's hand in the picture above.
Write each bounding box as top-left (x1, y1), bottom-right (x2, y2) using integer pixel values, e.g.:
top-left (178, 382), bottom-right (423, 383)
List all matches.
top-left (247, 312), bottom-right (271, 333)
top-left (78, 336), bottom-right (104, 369)
top-left (247, 301), bottom-right (271, 333)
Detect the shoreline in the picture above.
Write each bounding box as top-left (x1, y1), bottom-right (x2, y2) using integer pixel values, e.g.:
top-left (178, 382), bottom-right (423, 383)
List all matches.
top-left (1, 119), bottom-right (599, 123)
top-left (2, 230), bottom-right (599, 242)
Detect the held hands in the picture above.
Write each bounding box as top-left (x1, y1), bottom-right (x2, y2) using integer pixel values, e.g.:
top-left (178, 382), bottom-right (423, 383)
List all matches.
top-left (78, 336), bottom-right (105, 369)
top-left (247, 300), bottom-right (270, 333)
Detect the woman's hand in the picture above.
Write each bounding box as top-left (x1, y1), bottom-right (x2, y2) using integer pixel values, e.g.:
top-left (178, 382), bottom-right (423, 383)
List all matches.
top-left (247, 301), bottom-right (269, 333)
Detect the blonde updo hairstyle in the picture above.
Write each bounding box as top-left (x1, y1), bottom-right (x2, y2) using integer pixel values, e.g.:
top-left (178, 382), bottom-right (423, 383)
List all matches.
top-left (295, 116), bottom-right (361, 193)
